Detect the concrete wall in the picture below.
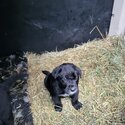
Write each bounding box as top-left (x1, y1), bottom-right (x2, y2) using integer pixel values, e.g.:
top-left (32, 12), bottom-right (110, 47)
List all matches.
top-left (0, 0), bottom-right (114, 57)
top-left (109, 0), bottom-right (125, 36)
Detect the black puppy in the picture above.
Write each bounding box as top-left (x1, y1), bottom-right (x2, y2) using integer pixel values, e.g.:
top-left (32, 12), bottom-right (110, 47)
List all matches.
top-left (42, 63), bottom-right (82, 112)
top-left (0, 72), bottom-right (27, 125)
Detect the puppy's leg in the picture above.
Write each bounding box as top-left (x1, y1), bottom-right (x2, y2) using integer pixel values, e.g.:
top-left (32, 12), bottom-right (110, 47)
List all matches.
top-left (70, 92), bottom-right (82, 110)
top-left (52, 96), bottom-right (62, 112)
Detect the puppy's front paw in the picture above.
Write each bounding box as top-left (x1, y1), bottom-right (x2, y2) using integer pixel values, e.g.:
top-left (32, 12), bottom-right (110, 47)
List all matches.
top-left (73, 101), bottom-right (82, 110)
top-left (54, 105), bottom-right (62, 112)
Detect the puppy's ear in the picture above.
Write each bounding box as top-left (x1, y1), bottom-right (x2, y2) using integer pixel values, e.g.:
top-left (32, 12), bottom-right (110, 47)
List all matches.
top-left (52, 67), bottom-right (62, 79)
top-left (75, 66), bottom-right (82, 78)
top-left (42, 70), bottom-right (50, 76)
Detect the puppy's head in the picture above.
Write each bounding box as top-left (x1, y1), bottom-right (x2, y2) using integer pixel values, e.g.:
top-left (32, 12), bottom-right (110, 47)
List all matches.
top-left (52, 63), bottom-right (82, 96)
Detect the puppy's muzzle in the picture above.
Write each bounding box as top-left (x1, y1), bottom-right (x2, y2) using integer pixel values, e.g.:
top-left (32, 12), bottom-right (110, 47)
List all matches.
top-left (69, 85), bottom-right (76, 91)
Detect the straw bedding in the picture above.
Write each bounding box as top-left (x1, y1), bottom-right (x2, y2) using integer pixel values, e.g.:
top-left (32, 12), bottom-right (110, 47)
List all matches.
top-left (26, 36), bottom-right (125, 125)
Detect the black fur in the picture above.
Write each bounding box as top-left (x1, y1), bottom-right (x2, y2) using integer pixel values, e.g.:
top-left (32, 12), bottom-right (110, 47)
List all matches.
top-left (42, 63), bottom-right (82, 112)
top-left (0, 72), bottom-right (28, 125)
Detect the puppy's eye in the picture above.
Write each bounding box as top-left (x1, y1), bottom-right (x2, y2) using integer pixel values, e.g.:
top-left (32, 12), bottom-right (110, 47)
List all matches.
top-left (66, 73), bottom-right (76, 80)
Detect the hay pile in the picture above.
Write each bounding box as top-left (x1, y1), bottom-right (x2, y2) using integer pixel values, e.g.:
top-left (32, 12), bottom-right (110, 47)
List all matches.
top-left (26, 36), bottom-right (125, 125)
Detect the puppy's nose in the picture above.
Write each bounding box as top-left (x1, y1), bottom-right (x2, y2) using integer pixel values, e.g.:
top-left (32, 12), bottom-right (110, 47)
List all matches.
top-left (69, 85), bottom-right (76, 91)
